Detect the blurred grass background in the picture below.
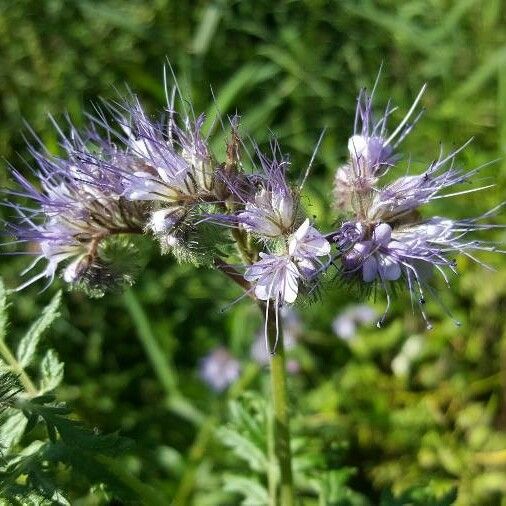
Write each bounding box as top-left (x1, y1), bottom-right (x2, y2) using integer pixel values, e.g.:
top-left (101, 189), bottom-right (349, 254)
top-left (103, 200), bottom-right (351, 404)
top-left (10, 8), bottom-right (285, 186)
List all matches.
top-left (1, 0), bottom-right (506, 504)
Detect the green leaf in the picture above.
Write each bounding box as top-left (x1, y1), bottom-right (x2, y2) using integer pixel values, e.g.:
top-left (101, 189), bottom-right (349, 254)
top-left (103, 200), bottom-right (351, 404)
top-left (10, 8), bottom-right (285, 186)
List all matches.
top-left (16, 291), bottom-right (61, 368)
top-left (0, 409), bottom-right (28, 453)
top-left (216, 427), bottom-right (267, 472)
top-left (39, 350), bottom-right (64, 394)
top-left (222, 474), bottom-right (269, 505)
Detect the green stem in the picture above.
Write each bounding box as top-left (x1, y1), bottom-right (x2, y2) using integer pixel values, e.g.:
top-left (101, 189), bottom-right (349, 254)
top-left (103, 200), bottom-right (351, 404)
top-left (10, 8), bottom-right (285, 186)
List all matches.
top-left (0, 339), bottom-right (37, 395)
top-left (123, 289), bottom-right (204, 425)
top-left (267, 308), bottom-right (294, 506)
top-left (231, 227), bottom-right (255, 264)
top-left (267, 400), bottom-right (277, 506)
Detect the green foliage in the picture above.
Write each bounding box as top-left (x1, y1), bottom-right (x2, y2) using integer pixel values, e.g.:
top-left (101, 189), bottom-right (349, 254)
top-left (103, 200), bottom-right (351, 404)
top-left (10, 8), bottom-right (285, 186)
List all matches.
top-left (217, 395), bottom-right (269, 474)
top-left (16, 291), bottom-right (61, 369)
top-left (0, 281), bottom-right (163, 504)
top-left (216, 393), bottom-right (367, 504)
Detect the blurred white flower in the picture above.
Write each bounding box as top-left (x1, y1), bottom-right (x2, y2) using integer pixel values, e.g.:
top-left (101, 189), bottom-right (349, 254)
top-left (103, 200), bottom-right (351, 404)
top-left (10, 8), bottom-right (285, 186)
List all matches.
top-left (332, 304), bottom-right (376, 340)
top-left (199, 347), bottom-right (241, 392)
top-left (391, 335), bottom-right (424, 377)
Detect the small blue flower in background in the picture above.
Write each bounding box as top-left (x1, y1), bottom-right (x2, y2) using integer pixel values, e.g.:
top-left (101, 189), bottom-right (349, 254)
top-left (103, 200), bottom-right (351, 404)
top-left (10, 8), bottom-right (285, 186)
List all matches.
top-left (199, 347), bottom-right (241, 392)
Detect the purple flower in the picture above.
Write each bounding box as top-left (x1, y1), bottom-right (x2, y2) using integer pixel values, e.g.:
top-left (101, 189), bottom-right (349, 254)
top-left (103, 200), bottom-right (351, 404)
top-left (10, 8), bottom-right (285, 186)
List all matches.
top-left (5, 128), bottom-right (147, 291)
top-left (244, 220), bottom-right (330, 305)
top-left (334, 85), bottom-right (426, 212)
top-left (342, 223), bottom-right (404, 283)
top-left (337, 215), bottom-right (502, 327)
top-left (368, 142), bottom-right (481, 223)
top-left (289, 219), bottom-right (331, 276)
top-left (244, 253), bottom-right (299, 304)
top-left (330, 80), bottom-right (504, 327)
top-left (221, 141), bottom-right (297, 239)
top-left (100, 97), bottom-right (217, 239)
top-left (199, 347), bottom-right (241, 392)
top-left (244, 219), bottom-right (329, 351)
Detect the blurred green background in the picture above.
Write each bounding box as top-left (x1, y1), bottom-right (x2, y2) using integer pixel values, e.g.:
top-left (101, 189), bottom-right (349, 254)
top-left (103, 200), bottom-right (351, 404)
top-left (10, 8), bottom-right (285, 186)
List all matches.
top-left (1, 0), bottom-right (506, 504)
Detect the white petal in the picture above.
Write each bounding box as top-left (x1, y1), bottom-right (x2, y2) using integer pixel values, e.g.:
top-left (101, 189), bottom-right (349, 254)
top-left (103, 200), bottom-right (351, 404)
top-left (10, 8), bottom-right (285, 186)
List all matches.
top-left (373, 223), bottom-right (392, 246)
top-left (282, 262), bottom-right (299, 303)
top-left (378, 255), bottom-right (401, 281)
top-left (254, 283), bottom-right (271, 301)
top-left (289, 221), bottom-right (330, 258)
top-left (348, 135), bottom-right (368, 159)
top-left (294, 219), bottom-right (310, 241)
top-left (306, 229), bottom-right (331, 255)
top-left (278, 195), bottom-right (294, 228)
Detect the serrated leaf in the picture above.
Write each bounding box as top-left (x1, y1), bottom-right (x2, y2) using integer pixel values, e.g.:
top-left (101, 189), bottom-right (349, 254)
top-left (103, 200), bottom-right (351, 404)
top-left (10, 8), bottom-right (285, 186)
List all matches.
top-left (216, 427), bottom-right (267, 472)
top-left (229, 399), bottom-right (266, 449)
top-left (16, 291), bottom-right (61, 368)
top-left (222, 474), bottom-right (269, 505)
top-left (0, 410), bottom-right (28, 453)
top-left (39, 350), bottom-right (64, 394)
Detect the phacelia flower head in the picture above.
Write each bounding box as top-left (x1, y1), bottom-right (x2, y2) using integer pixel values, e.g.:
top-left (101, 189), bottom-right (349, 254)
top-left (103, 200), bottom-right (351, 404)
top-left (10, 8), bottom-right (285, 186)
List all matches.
top-left (4, 127), bottom-right (147, 292)
top-left (234, 143), bottom-right (297, 239)
top-left (331, 82), bottom-right (503, 327)
top-left (244, 219), bottom-right (330, 350)
top-left (244, 219), bottom-right (330, 305)
top-left (94, 95), bottom-right (219, 248)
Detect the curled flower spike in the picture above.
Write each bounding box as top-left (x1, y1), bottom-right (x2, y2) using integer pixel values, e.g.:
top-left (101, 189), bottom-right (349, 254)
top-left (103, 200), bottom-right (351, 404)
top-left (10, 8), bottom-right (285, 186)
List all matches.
top-left (4, 126), bottom-right (147, 292)
top-left (334, 84), bottom-right (426, 213)
top-left (92, 95), bottom-right (219, 250)
top-left (330, 81), bottom-right (505, 327)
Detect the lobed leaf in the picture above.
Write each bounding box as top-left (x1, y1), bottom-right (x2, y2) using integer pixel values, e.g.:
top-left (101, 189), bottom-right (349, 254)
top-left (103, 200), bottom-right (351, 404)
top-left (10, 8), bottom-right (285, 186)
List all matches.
top-left (222, 474), bottom-right (269, 505)
top-left (39, 350), bottom-right (64, 394)
top-left (16, 291), bottom-right (61, 368)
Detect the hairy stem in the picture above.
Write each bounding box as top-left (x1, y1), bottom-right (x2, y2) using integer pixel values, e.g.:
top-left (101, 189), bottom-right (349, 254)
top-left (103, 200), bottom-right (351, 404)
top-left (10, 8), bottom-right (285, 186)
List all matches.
top-left (267, 307), bottom-right (294, 506)
top-left (231, 227), bottom-right (255, 264)
top-left (213, 257), bottom-right (256, 298)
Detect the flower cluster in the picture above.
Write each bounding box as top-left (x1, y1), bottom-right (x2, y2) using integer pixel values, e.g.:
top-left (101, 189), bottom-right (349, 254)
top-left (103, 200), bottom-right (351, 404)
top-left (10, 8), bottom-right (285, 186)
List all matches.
top-left (332, 87), bottom-right (500, 327)
top-left (2, 78), bottom-right (503, 337)
top-left (4, 125), bottom-right (148, 292)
